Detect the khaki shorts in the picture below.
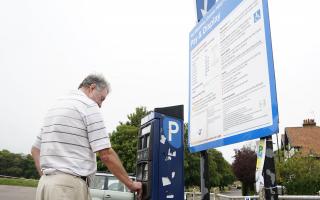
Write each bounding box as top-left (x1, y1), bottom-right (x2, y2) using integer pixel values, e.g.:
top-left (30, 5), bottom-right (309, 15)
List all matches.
top-left (36, 173), bottom-right (91, 200)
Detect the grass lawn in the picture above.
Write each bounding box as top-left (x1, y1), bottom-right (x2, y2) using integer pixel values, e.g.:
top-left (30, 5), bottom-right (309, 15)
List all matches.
top-left (0, 177), bottom-right (38, 187)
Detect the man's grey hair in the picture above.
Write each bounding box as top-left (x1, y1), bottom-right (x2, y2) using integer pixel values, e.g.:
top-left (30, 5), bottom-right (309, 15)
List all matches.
top-left (78, 74), bottom-right (111, 92)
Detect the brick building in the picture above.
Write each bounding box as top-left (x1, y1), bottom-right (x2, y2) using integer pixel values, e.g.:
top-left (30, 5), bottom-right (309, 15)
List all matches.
top-left (282, 119), bottom-right (320, 159)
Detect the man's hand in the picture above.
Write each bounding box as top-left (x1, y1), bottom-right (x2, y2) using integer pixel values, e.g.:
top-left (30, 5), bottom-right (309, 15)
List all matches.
top-left (129, 181), bottom-right (142, 200)
top-left (98, 148), bottom-right (143, 199)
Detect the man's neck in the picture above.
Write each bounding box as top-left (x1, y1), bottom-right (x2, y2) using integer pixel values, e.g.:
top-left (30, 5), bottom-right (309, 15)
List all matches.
top-left (79, 88), bottom-right (89, 97)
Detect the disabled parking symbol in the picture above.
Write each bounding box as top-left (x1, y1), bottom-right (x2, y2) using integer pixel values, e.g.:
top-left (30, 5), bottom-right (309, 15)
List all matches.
top-left (254, 9), bottom-right (261, 23)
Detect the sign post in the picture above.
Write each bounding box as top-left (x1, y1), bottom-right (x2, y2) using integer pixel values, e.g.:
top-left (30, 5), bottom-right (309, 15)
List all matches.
top-left (263, 136), bottom-right (278, 199)
top-left (195, 1), bottom-right (217, 198)
top-left (200, 151), bottom-right (210, 200)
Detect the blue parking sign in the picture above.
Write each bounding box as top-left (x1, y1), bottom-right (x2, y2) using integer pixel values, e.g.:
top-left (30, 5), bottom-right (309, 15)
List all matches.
top-left (163, 117), bottom-right (182, 149)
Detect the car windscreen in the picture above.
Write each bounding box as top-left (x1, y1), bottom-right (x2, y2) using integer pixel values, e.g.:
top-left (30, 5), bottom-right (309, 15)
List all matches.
top-left (107, 176), bottom-right (128, 192)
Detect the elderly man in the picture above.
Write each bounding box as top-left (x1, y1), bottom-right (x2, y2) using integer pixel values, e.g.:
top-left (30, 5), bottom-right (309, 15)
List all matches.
top-left (31, 74), bottom-right (142, 200)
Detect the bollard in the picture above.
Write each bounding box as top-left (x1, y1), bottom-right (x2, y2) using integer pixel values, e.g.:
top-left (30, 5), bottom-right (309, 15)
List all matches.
top-left (192, 188), bottom-right (195, 200)
top-left (259, 187), bottom-right (265, 200)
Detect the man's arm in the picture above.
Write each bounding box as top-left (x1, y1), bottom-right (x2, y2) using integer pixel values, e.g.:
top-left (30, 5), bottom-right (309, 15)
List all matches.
top-left (98, 148), bottom-right (142, 194)
top-left (31, 146), bottom-right (43, 176)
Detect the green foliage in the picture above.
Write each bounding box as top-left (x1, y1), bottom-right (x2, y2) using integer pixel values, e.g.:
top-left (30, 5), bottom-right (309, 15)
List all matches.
top-left (184, 141), bottom-right (200, 187)
top-left (274, 149), bottom-right (285, 184)
top-left (97, 106), bottom-right (149, 173)
top-left (123, 107), bottom-right (150, 127)
top-left (232, 146), bottom-right (256, 195)
top-left (0, 177), bottom-right (38, 187)
top-left (208, 149), bottom-right (235, 190)
top-left (0, 149), bottom-right (39, 179)
top-left (277, 156), bottom-right (320, 195)
top-left (110, 125), bottom-right (139, 173)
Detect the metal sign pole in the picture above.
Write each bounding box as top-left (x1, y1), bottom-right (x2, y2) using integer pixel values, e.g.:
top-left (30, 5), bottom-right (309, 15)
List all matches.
top-left (263, 135), bottom-right (278, 200)
top-left (195, 1), bottom-right (216, 199)
top-left (200, 150), bottom-right (210, 200)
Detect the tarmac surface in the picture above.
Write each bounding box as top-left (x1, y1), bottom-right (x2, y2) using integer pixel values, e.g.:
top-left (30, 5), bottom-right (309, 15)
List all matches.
top-left (0, 185), bottom-right (36, 200)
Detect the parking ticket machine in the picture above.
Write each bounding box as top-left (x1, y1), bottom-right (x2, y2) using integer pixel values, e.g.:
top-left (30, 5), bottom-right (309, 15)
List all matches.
top-left (136, 105), bottom-right (184, 200)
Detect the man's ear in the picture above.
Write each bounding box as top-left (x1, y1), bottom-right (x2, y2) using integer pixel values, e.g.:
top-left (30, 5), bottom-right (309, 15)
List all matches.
top-left (90, 83), bottom-right (96, 91)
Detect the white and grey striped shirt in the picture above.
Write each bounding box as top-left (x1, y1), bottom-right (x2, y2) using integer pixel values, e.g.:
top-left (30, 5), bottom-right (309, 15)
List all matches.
top-left (33, 90), bottom-right (111, 177)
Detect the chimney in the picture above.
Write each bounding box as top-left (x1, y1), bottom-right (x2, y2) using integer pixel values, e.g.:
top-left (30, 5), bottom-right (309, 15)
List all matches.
top-left (303, 119), bottom-right (316, 127)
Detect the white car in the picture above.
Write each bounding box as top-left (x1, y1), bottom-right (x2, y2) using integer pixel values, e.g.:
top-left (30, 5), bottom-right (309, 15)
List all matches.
top-left (89, 172), bottom-right (135, 200)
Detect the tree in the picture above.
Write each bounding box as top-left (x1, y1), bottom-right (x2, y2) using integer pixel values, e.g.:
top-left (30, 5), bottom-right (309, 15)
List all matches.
top-left (110, 125), bottom-right (139, 173)
top-left (23, 154), bottom-right (40, 179)
top-left (0, 149), bottom-right (39, 179)
top-left (184, 125), bottom-right (200, 186)
top-left (184, 147), bottom-right (235, 189)
top-left (184, 125), bottom-right (235, 189)
top-left (123, 107), bottom-right (149, 127)
top-left (98, 106), bottom-right (149, 173)
top-left (209, 149), bottom-right (235, 190)
top-left (276, 156), bottom-right (320, 195)
top-left (232, 146), bottom-right (256, 195)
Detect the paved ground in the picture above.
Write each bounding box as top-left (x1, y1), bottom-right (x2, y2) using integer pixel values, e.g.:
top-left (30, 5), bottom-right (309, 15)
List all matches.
top-left (221, 188), bottom-right (242, 196)
top-left (185, 189), bottom-right (242, 200)
top-left (0, 185), bottom-right (36, 200)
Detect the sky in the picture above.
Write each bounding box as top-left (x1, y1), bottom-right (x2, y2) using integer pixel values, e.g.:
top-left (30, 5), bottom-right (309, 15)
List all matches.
top-left (0, 0), bottom-right (320, 163)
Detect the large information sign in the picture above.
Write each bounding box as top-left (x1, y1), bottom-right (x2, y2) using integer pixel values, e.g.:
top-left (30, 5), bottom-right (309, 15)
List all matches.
top-left (189, 0), bottom-right (278, 152)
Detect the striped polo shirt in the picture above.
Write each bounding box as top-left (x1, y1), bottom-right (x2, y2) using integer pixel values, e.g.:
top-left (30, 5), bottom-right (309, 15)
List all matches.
top-left (33, 90), bottom-right (111, 177)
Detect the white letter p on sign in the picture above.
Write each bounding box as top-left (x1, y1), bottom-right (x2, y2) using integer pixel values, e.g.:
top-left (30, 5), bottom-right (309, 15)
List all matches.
top-left (168, 121), bottom-right (179, 141)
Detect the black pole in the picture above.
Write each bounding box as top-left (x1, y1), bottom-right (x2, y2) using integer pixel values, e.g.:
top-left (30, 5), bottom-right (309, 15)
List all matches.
top-left (263, 135), bottom-right (278, 200)
top-left (200, 150), bottom-right (210, 200)
top-left (276, 133), bottom-right (281, 162)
